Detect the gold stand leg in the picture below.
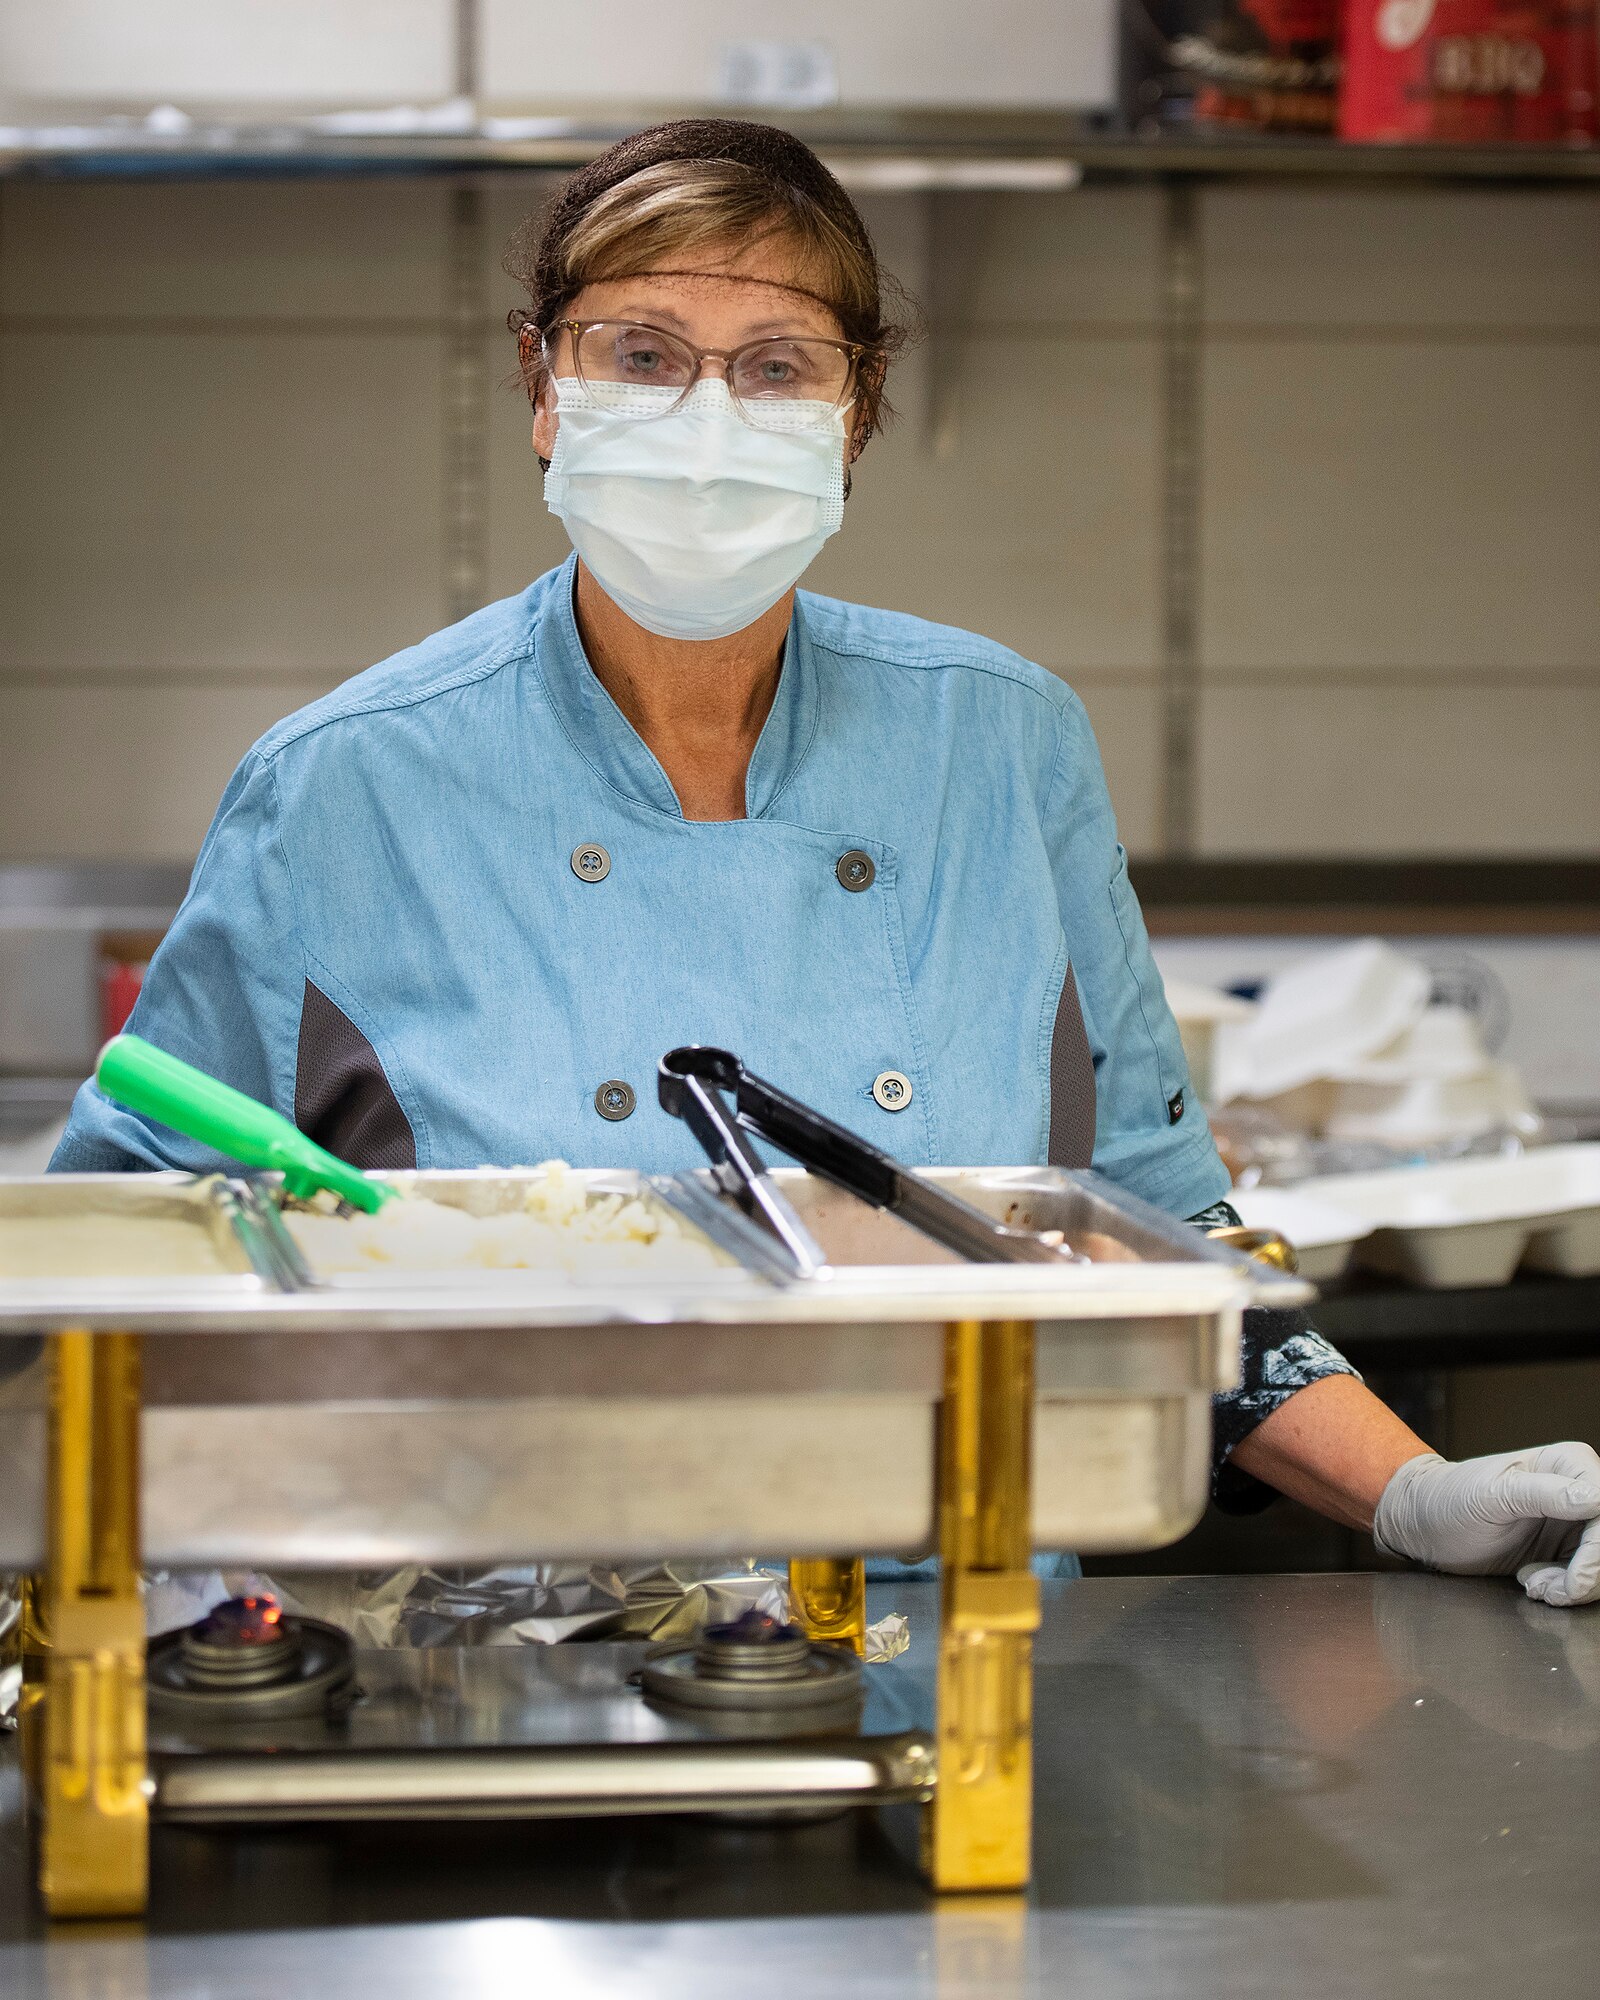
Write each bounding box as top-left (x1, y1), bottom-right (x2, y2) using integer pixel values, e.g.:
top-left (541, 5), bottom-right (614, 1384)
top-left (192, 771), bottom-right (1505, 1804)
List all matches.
top-left (786, 1557), bottom-right (867, 1656)
top-left (926, 1318), bottom-right (1040, 1894)
top-left (40, 1330), bottom-right (148, 1919)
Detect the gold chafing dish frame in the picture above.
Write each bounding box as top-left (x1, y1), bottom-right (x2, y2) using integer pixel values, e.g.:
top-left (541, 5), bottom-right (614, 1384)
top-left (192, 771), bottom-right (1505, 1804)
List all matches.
top-left (0, 1164), bottom-right (1305, 1916)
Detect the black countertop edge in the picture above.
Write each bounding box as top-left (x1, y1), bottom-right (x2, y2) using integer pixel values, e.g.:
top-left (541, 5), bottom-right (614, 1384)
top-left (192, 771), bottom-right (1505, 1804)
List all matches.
top-left (1316, 1272), bottom-right (1600, 1371)
top-left (1130, 857), bottom-right (1600, 910)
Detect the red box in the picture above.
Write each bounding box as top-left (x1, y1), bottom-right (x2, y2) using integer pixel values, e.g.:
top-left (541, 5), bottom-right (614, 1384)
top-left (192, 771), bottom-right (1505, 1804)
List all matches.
top-left (1341, 1), bottom-right (1598, 143)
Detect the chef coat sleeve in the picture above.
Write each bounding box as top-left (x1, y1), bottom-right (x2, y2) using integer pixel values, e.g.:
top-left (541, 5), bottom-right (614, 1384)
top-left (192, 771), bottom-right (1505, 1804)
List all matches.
top-left (1189, 1198), bottom-right (1363, 1512)
top-left (1042, 694), bottom-right (1232, 1217)
top-left (49, 751), bottom-right (304, 1174)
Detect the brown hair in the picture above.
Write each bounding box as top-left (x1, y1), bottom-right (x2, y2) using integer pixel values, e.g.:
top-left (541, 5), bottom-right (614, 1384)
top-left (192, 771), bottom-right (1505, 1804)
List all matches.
top-left (504, 118), bottom-right (917, 439)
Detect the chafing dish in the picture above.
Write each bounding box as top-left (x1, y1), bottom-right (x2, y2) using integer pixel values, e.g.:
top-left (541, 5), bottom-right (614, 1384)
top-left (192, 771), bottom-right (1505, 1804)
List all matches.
top-left (0, 1161), bottom-right (1305, 1918)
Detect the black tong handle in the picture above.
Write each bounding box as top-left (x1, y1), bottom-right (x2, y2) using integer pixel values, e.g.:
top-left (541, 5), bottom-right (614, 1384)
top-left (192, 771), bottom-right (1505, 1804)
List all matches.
top-left (659, 1046), bottom-right (1073, 1269)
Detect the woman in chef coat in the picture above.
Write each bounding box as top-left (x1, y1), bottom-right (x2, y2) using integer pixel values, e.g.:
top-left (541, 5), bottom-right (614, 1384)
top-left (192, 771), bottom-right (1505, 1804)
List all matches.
top-left (53, 120), bottom-right (1599, 1605)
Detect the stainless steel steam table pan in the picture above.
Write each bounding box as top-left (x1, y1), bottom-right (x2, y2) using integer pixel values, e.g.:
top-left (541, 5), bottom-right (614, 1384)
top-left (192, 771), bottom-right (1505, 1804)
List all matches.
top-left (0, 1166), bottom-right (1307, 1568)
top-left (0, 1172), bottom-right (288, 1298)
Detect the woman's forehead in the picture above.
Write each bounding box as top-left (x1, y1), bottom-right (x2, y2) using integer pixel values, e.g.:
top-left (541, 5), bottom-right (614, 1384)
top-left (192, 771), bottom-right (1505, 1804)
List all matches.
top-left (571, 246), bottom-right (844, 342)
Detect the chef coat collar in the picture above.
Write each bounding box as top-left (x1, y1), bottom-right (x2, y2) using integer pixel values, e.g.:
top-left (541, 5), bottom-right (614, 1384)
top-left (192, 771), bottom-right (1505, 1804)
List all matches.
top-left (540, 555), bottom-right (818, 821)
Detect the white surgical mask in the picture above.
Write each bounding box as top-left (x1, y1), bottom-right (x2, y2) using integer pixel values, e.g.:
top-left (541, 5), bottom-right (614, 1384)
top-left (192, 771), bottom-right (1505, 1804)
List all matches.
top-left (543, 376), bottom-right (847, 641)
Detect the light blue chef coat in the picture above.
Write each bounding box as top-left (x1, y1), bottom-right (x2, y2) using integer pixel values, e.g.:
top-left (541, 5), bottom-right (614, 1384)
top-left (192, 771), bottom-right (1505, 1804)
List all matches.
top-left (52, 555), bottom-right (1231, 1215)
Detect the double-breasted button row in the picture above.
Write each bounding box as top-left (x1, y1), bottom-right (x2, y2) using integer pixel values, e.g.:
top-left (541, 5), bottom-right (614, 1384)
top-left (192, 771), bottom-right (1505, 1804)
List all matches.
top-left (575, 841), bottom-right (875, 897)
top-left (597, 1072), bottom-right (906, 1122)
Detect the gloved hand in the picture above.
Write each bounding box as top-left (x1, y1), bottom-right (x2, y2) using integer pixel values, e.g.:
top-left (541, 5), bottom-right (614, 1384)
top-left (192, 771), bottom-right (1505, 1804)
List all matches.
top-left (1373, 1443), bottom-right (1600, 1608)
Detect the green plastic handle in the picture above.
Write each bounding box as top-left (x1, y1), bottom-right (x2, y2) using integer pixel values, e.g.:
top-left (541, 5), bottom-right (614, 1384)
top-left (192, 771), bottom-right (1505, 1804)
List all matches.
top-left (95, 1034), bottom-right (393, 1214)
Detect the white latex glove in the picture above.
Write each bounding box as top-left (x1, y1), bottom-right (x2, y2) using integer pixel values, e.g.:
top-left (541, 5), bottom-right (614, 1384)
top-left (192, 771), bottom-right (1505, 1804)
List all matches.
top-left (1373, 1443), bottom-right (1600, 1608)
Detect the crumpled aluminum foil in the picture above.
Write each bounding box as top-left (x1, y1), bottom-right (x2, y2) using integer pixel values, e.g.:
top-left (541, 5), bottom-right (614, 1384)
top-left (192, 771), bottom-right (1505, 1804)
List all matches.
top-left (863, 1611), bottom-right (911, 1663)
top-left (141, 1559), bottom-right (792, 1648)
top-left (0, 1580), bottom-right (20, 1724)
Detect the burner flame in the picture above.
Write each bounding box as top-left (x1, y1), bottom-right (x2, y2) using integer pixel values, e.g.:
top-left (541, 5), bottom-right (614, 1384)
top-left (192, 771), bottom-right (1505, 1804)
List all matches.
top-left (704, 1607), bottom-right (803, 1647)
top-left (198, 1594), bottom-right (285, 1648)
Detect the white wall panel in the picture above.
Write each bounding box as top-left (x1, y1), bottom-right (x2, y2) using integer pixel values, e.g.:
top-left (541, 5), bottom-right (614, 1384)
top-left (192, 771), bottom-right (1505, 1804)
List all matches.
top-left (0, 181), bottom-right (450, 321)
top-left (0, 330), bottom-right (446, 674)
top-left (0, 1), bottom-right (453, 109)
top-left (1196, 683), bottom-right (1600, 856)
top-left (1205, 187), bottom-right (1600, 332)
top-left (1201, 340), bottom-right (1600, 675)
top-left (482, 1), bottom-right (1117, 110)
top-left (0, 681), bottom-right (335, 860)
top-left (938, 188), bottom-right (1165, 329)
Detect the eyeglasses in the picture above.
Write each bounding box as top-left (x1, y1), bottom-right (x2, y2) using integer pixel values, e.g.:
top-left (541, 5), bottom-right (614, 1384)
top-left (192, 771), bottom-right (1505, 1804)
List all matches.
top-left (530, 319), bottom-right (874, 433)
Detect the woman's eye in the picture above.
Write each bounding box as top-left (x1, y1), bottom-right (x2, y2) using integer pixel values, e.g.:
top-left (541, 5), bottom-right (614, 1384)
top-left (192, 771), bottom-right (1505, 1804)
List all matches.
top-left (739, 345), bottom-right (815, 394)
top-left (620, 346), bottom-right (662, 373)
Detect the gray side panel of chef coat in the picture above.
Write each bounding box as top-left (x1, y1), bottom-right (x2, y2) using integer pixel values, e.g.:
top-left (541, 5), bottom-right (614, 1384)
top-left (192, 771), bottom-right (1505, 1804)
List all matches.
top-left (1047, 965), bottom-right (1096, 1170)
top-left (295, 981), bottom-right (417, 1169)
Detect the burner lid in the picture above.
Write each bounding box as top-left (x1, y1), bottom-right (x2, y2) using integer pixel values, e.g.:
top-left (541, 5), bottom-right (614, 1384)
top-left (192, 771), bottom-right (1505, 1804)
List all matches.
top-left (150, 1602), bottom-right (355, 1717)
top-left (642, 1608), bottom-right (862, 1715)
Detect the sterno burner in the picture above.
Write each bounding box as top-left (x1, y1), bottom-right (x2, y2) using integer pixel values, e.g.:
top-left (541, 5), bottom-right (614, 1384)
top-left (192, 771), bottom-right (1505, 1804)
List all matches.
top-left (149, 1596), bottom-right (356, 1718)
top-left (640, 1607), bottom-right (863, 1714)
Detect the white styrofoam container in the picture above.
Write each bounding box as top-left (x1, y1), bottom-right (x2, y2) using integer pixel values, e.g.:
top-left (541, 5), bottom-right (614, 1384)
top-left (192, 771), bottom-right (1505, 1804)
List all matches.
top-left (1212, 939), bottom-right (1431, 1104)
top-left (1323, 1060), bottom-right (1536, 1146)
top-left (1296, 1145), bottom-right (1600, 1289)
top-left (1228, 1186), bottom-right (1375, 1283)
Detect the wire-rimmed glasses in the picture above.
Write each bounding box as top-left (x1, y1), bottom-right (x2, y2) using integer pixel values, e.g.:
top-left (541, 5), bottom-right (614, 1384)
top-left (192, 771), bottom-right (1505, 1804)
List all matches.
top-left (535, 319), bottom-right (873, 432)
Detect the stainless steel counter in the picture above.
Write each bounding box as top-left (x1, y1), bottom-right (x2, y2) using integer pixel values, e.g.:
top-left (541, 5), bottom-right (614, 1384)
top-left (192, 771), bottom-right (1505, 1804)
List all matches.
top-left (3, 1571), bottom-right (1596, 1998)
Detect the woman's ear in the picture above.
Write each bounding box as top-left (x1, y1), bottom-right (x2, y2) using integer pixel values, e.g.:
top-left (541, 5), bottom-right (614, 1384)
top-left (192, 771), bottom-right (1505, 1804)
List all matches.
top-left (531, 377), bottom-right (558, 464)
top-left (520, 326), bottom-right (558, 461)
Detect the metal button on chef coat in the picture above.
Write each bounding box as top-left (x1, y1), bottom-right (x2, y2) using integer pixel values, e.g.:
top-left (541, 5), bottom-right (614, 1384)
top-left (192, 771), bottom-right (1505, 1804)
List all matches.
top-left (571, 843), bottom-right (611, 883)
top-left (872, 1070), bottom-right (912, 1112)
top-left (835, 850), bottom-right (875, 893)
top-left (594, 1079), bottom-right (636, 1121)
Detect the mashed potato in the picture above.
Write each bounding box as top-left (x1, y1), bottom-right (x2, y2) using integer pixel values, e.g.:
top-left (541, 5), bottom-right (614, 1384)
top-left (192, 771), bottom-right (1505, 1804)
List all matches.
top-left (283, 1162), bottom-right (725, 1280)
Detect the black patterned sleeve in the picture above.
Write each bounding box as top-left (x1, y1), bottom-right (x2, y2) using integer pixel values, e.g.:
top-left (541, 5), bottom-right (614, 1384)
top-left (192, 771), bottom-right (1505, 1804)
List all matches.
top-left (1188, 1199), bottom-right (1362, 1515)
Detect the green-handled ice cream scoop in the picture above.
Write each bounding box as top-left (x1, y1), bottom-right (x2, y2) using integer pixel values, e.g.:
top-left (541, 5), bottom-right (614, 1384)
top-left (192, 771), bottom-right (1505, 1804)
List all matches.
top-left (95, 1034), bottom-right (394, 1213)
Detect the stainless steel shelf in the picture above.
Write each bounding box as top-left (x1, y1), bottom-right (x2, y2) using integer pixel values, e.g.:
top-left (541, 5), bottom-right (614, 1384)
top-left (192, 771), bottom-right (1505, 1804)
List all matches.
top-left (1074, 130), bottom-right (1600, 182)
top-left (3, 117), bottom-right (1598, 187)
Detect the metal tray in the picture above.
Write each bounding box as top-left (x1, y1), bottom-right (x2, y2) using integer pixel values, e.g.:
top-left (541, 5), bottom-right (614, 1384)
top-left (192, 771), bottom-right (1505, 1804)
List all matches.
top-left (0, 1166), bottom-right (1303, 1566)
top-left (0, 1173), bottom-right (284, 1297)
top-left (271, 1166), bottom-right (742, 1292)
top-left (0, 1165), bottom-right (1307, 1333)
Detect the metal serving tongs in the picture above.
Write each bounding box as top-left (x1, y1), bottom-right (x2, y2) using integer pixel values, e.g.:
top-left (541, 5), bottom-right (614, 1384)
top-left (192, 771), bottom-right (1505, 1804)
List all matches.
top-left (658, 1045), bottom-right (1083, 1280)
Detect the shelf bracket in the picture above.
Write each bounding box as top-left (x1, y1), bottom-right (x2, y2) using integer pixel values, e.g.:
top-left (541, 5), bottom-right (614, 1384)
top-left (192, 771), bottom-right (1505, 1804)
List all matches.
top-left (1159, 177), bottom-right (1204, 857)
top-left (444, 178), bottom-right (490, 625)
